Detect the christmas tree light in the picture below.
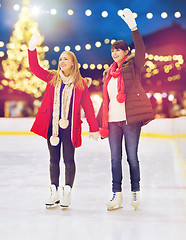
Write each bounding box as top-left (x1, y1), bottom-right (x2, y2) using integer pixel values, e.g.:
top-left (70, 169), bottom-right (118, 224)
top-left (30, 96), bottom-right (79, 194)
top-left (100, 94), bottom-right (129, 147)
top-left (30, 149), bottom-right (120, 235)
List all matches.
top-left (2, 0), bottom-right (49, 98)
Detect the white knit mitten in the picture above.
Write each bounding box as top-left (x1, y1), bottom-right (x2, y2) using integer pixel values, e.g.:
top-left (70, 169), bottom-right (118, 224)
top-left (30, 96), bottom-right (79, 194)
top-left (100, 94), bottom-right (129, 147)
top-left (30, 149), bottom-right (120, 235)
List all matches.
top-left (120, 8), bottom-right (137, 29)
top-left (29, 32), bottom-right (41, 51)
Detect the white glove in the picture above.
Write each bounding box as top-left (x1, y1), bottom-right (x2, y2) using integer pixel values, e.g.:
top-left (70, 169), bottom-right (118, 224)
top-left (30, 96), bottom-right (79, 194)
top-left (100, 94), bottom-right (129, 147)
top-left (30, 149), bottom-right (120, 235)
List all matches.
top-left (89, 131), bottom-right (100, 141)
top-left (29, 32), bottom-right (41, 51)
top-left (120, 8), bottom-right (137, 29)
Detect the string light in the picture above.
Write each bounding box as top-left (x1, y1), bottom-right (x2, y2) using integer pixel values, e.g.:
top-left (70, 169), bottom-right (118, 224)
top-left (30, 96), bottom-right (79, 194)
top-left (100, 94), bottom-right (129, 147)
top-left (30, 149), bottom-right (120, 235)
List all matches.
top-left (117, 10), bottom-right (123, 17)
top-left (0, 41), bottom-right (4, 47)
top-left (54, 46), bottom-right (60, 52)
top-left (65, 46), bottom-right (71, 51)
top-left (101, 11), bottom-right (108, 18)
top-left (161, 12), bottom-right (168, 19)
top-left (174, 11), bottom-right (181, 18)
top-left (68, 9), bottom-right (74, 15)
top-left (85, 10), bottom-right (92, 16)
top-left (85, 44), bottom-right (91, 50)
top-left (83, 63), bottom-right (88, 69)
top-left (146, 13), bottom-right (153, 19)
top-left (75, 45), bottom-right (81, 51)
top-left (13, 4), bottom-right (20, 11)
top-left (0, 51), bottom-right (4, 57)
top-left (31, 6), bottom-right (41, 16)
top-left (95, 41), bottom-right (101, 48)
top-left (50, 9), bottom-right (57, 15)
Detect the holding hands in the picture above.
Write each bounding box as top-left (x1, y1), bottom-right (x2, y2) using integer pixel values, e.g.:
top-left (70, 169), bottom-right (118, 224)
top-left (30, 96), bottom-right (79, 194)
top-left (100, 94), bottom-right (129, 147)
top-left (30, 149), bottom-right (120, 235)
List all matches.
top-left (29, 32), bottom-right (41, 51)
top-left (120, 8), bottom-right (137, 30)
top-left (89, 131), bottom-right (100, 141)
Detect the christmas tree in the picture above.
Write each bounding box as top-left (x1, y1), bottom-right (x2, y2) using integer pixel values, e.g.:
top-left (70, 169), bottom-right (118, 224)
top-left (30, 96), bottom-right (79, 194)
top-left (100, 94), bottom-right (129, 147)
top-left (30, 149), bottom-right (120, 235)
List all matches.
top-left (2, 0), bottom-right (49, 99)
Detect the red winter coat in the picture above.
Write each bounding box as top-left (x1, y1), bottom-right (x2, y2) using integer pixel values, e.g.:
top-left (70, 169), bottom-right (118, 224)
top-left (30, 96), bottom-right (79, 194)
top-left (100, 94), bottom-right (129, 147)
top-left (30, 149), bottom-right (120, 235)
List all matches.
top-left (28, 49), bottom-right (99, 148)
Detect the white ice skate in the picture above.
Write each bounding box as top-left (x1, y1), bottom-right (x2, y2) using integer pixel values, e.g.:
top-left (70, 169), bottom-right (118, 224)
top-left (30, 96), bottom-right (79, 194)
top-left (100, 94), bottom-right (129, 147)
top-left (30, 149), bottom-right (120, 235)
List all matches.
top-left (131, 191), bottom-right (140, 210)
top-left (60, 185), bottom-right (72, 208)
top-left (45, 184), bottom-right (60, 208)
top-left (106, 192), bottom-right (123, 211)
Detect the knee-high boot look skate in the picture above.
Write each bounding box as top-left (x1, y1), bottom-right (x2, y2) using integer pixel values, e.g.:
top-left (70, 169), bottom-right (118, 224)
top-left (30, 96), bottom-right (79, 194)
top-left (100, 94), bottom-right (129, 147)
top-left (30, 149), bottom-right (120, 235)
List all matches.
top-left (131, 191), bottom-right (140, 210)
top-left (106, 192), bottom-right (123, 211)
top-left (45, 184), bottom-right (60, 208)
top-left (60, 185), bottom-right (72, 208)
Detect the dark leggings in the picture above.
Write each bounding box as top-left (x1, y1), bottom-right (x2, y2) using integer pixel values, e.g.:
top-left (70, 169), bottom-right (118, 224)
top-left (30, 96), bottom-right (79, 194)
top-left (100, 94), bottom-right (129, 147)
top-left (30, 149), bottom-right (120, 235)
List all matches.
top-left (47, 124), bottom-right (75, 188)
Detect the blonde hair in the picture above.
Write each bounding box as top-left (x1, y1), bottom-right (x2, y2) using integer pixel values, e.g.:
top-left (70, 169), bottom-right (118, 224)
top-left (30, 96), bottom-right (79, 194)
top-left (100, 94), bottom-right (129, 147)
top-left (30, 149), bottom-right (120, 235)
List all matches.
top-left (50, 51), bottom-right (84, 90)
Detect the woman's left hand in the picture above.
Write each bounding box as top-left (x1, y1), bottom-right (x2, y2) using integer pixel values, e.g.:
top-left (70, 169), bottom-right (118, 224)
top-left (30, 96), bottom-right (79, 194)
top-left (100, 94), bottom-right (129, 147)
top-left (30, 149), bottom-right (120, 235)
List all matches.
top-left (120, 8), bottom-right (137, 30)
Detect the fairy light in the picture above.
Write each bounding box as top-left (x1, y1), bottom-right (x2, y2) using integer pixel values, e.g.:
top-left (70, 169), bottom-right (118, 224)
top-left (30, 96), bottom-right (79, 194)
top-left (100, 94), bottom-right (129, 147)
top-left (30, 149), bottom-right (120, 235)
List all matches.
top-left (146, 13), bottom-right (153, 19)
top-left (102, 11), bottom-right (108, 18)
top-left (154, 93), bottom-right (162, 104)
top-left (97, 64), bottom-right (102, 70)
top-left (13, 4), bottom-right (20, 11)
top-left (50, 9), bottom-right (57, 15)
top-left (68, 9), bottom-right (74, 15)
top-left (31, 6), bottom-right (41, 16)
top-left (75, 45), bottom-right (81, 51)
top-left (43, 46), bottom-right (49, 52)
top-left (85, 44), bottom-right (91, 50)
top-left (85, 10), bottom-right (92, 16)
top-left (104, 39), bottom-right (110, 44)
top-left (111, 39), bottom-right (116, 44)
top-left (174, 11), bottom-right (181, 18)
top-left (95, 41), bottom-right (101, 48)
top-left (117, 10), bottom-right (123, 17)
top-left (104, 64), bottom-right (109, 69)
top-left (90, 64), bottom-right (96, 70)
top-left (0, 41), bottom-right (4, 47)
top-left (54, 46), bottom-right (60, 52)
top-left (0, 51), bottom-right (4, 57)
top-left (83, 63), bottom-right (88, 69)
top-left (65, 46), bottom-right (71, 51)
top-left (161, 12), bottom-right (168, 19)
top-left (133, 12), bottom-right (138, 18)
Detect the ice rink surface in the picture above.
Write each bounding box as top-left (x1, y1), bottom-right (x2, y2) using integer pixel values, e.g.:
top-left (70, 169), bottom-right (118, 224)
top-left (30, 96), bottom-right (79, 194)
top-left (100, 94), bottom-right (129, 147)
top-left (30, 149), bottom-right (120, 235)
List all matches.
top-left (0, 134), bottom-right (186, 240)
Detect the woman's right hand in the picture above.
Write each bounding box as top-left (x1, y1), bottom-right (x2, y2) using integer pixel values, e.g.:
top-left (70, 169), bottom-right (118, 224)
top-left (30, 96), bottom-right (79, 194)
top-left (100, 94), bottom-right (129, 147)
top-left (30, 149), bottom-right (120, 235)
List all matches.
top-left (29, 32), bottom-right (41, 51)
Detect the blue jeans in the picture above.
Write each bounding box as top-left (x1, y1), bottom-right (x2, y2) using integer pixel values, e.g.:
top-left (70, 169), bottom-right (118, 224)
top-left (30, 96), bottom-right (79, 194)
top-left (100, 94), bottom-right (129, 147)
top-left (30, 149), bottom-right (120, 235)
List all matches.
top-left (108, 121), bottom-right (141, 192)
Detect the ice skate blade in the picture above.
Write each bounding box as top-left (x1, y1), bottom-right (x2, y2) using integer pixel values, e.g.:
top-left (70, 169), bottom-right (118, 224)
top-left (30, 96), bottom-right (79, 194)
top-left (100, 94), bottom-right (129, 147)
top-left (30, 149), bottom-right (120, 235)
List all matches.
top-left (107, 206), bottom-right (123, 211)
top-left (60, 205), bottom-right (70, 210)
top-left (45, 204), bottom-right (59, 209)
top-left (45, 201), bottom-right (60, 209)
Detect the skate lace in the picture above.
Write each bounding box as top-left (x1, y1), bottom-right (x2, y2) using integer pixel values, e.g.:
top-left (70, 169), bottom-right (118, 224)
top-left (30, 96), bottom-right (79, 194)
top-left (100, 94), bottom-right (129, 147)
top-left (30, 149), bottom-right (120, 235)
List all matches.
top-left (111, 193), bottom-right (117, 201)
top-left (133, 192), bottom-right (137, 202)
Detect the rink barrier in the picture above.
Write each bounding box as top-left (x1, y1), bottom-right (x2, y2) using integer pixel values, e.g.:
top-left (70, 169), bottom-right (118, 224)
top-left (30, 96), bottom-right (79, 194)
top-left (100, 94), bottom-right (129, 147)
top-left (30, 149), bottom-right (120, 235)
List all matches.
top-left (0, 117), bottom-right (186, 138)
top-left (0, 117), bottom-right (186, 137)
top-left (0, 117), bottom-right (186, 179)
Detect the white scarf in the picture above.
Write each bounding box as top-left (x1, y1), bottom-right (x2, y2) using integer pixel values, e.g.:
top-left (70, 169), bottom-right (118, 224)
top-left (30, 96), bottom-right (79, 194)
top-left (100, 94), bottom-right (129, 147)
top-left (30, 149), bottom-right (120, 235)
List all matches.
top-left (50, 70), bottom-right (74, 146)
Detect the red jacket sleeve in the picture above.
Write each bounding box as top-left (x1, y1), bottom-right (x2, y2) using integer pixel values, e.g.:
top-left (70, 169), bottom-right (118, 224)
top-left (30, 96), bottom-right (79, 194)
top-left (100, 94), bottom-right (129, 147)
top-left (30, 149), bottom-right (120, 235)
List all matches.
top-left (28, 49), bottom-right (52, 83)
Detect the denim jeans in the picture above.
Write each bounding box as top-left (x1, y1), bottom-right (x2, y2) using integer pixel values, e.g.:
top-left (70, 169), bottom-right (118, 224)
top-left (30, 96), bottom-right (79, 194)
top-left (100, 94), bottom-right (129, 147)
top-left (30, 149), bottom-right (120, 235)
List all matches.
top-left (108, 121), bottom-right (141, 192)
top-left (47, 123), bottom-right (75, 188)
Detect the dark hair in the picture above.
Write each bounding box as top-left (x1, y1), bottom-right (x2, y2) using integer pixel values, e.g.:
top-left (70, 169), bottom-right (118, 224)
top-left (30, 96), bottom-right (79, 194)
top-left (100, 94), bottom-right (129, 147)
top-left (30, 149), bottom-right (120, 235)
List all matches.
top-left (111, 40), bottom-right (129, 52)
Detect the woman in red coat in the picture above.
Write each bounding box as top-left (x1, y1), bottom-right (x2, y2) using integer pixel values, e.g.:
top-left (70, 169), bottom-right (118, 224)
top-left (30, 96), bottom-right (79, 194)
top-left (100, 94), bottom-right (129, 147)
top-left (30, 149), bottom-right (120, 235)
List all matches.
top-left (28, 32), bottom-right (99, 209)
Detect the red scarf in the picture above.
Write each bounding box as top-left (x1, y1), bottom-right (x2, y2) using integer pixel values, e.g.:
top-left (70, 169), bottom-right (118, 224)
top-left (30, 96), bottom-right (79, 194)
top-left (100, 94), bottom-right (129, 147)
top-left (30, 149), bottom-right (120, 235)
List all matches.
top-left (100, 56), bottom-right (128, 138)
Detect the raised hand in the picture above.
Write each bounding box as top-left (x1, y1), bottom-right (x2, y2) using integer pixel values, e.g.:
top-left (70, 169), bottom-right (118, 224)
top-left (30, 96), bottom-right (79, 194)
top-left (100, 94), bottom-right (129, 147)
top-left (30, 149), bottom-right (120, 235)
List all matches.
top-left (120, 8), bottom-right (137, 30)
top-left (29, 32), bottom-right (41, 51)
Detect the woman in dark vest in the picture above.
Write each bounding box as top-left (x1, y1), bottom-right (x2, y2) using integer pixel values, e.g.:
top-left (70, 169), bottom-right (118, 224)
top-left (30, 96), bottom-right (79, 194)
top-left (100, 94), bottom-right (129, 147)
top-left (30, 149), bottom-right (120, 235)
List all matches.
top-left (97, 8), bottom-right (154, 210)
